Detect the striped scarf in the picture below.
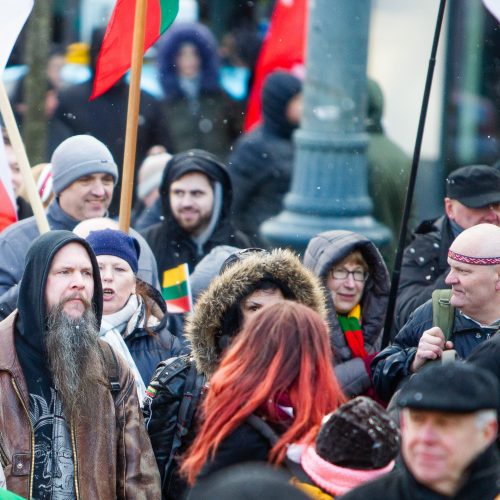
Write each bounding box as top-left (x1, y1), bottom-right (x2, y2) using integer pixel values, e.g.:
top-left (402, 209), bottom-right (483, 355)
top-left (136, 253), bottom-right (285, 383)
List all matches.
top-left (337, 304), bottom-right (367, 358)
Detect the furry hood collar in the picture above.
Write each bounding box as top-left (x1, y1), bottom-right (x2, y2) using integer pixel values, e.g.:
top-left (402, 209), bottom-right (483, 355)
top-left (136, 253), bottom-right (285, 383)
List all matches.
top-left (185, 249), bottom-right (326, 377)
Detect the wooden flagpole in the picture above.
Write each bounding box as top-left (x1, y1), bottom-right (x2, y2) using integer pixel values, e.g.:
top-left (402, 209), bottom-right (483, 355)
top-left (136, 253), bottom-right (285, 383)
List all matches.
top-left (118, 0), bottom-right (148, 233)
top-left (0, 81), bottom-right (49, 233)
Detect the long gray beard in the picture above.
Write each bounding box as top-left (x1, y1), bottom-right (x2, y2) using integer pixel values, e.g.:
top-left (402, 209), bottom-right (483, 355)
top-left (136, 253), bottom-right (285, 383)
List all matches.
top-left (45, 298), bottom-right (105, 417)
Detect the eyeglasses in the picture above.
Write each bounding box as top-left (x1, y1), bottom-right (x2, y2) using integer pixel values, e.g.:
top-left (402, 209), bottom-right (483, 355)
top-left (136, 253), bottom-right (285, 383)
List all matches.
top-left (329, 268), bottom-right (368, 282)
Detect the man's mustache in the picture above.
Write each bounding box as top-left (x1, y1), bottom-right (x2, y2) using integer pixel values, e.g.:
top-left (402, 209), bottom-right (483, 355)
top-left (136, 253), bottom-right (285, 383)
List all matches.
top-left (60, 292), bottom-right (92, 309)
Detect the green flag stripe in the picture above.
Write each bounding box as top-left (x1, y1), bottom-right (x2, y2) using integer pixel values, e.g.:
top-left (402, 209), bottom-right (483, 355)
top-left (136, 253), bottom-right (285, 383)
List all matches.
top-left (162, 280), bottom-right (189, 300)
top-left (159, 0), bottom-right (179, 34)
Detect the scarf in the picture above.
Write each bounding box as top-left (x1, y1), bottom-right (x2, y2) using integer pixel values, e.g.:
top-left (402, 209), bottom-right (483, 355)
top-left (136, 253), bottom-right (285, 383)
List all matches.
top-left (99, 295), bottom-right (147, 404)
top-left (337, 305), bottom-right (367, 358)
top-left (301, 444), bottom-right (395, 496)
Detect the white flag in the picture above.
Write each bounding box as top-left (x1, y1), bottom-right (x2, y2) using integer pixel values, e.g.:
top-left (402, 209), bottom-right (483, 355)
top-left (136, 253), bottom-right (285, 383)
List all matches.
top-left (0, 0), bottom-right (34, 76)
top-left (483, 0), bottom-right (500, 22)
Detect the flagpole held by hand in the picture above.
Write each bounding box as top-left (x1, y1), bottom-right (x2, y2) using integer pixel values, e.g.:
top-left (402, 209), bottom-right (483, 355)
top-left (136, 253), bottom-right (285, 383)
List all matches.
top-left (118, 0), bottom-right (148, 233)
top-left (0, 81), bottom-right (49, 234)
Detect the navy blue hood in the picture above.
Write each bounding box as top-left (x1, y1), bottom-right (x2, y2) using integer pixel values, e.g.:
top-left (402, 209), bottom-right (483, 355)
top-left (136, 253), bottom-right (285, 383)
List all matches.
top-left (157, 22), bottom-right (221, 99)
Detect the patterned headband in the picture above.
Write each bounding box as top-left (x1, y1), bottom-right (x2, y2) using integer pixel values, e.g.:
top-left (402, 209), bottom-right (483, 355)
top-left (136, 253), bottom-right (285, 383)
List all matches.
top-left (448, 249), bottom-right (500, 265)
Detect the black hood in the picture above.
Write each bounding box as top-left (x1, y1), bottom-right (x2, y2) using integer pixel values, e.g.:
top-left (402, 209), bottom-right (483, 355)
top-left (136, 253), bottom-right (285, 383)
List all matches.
top-left (16, 230), bottom-right (103, 357)
top-left (262, 71), bottom-right (302, 139)
top-left (159, 149), bottom-right (233, 223)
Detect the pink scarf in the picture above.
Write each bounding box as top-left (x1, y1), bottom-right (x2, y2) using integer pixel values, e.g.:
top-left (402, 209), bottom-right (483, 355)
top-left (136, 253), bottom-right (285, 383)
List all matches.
top-left (301, 444), bottom-right (394, 496)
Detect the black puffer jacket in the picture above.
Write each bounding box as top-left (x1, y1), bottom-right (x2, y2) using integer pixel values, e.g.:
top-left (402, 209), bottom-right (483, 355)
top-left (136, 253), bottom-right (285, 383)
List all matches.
top-left (228, 71), bottom-right (301, 245)
top-left (303, 230), bottom-right (390, 396)
top-left (372, 300), bottom-right (500, 402)
top-left (142, 249), bottom-right (326, 499)
top-left (395, 215), bottom-right (454, 332)
top-left (142, 150), bottom-right (248, 280)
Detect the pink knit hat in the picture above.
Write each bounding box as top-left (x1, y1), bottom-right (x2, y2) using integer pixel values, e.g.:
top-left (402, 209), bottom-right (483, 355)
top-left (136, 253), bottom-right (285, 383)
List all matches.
top-left (301, 444), bottom-right (394, 496)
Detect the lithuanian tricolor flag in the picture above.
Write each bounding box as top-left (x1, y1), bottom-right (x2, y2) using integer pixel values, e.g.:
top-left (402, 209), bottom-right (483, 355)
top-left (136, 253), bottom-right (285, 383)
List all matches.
top-left (91, 0), bottom-right (179, 99)
top-left (162, 263), bottom-right (193, 314)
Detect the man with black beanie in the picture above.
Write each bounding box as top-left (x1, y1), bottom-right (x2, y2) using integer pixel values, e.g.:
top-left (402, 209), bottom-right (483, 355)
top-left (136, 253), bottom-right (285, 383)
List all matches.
top-left (0, 230), bottom-right (160, 498)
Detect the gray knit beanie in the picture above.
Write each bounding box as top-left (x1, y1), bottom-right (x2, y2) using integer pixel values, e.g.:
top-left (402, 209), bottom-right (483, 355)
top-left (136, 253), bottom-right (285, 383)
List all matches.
top-left (51, 135), bottom-right (118, 194)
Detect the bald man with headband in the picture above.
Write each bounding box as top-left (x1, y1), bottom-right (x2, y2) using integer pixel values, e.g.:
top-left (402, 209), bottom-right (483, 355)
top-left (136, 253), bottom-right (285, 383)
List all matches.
top-left (372, 223), bottom-right (500, 402)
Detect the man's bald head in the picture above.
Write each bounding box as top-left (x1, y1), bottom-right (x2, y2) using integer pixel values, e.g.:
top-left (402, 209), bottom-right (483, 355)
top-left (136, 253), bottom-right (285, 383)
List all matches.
top-left (449, 224), bottom-right (500, 262)
top-left (446, 224), bottom-right (500, 324)
top-left (73, 217), bottom-right (119, 238)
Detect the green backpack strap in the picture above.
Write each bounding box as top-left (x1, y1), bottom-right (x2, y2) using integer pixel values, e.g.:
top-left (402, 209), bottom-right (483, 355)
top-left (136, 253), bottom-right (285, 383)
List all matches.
top-left (431, 289), bottom-right (455, 342)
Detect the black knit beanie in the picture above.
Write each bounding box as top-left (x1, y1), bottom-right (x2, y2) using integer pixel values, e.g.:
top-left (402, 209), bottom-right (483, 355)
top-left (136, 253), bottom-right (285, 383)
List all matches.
top-left (316, 396), bottom-right (400, 470)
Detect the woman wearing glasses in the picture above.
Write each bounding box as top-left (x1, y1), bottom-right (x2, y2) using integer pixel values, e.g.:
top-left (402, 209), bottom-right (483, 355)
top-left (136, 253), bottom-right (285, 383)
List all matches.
top-left (304, 230), bottom-right (390, 398)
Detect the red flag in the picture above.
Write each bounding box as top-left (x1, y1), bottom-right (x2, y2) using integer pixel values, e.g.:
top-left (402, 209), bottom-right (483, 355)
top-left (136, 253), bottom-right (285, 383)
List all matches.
top-left (0, 140), bottom-right (17, 233)
top-left (91, 0), bottom-right (179, 100)
top-left (244, 0), bottom-right (307, 131)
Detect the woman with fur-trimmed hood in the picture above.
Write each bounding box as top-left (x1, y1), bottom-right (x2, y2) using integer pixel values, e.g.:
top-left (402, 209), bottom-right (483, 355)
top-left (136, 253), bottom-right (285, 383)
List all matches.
top-left (303, 230), bottom-right (390, 398)
top-left (143, 248), bottom-right (326, 499)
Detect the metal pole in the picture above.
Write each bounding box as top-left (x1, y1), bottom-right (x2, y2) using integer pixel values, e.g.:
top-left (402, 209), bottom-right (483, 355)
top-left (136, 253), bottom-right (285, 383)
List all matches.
top-left (261, 0), bottom-right (390, 252)
top-left (381, 0), bottom-right (448, 348)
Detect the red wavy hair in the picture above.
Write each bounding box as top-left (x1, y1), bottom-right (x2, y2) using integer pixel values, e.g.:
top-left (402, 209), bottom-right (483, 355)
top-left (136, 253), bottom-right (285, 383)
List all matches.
top-left (180, 300), bottom-right (346, 485)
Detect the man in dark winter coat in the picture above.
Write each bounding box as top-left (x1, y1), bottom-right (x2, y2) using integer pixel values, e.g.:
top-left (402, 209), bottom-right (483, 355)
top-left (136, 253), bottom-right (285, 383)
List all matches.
top-left (142, 249), bottom-right (326, 499)
top-left (373, 223), bottom-right (500, 402)
top-left (342, 363), bottom-right (499, 500)
top-left (50, 28), bottom-right (171, 216)
top-left (228, 71), bottom-right (302, 245)
top-left (142, 149), bottom-right (248, 284)
top-left (0, 230), bottom-right (160, 498)
top-left (394, 164), bottom-right (500, 331)
top-left (0, 136), bottom-right (159, 319)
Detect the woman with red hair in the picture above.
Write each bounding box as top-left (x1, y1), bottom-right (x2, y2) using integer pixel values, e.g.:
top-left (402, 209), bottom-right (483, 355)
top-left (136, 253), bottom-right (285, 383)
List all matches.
top-left (180, 300), bottom-right (346, 486)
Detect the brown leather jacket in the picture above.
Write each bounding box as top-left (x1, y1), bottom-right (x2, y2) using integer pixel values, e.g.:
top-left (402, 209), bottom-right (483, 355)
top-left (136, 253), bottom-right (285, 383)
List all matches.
top-left (0, 312), bottom-right (161, 499)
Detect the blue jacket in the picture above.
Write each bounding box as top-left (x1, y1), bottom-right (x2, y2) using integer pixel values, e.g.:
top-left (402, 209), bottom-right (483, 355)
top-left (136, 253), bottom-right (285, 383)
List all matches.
top-left (372, 299), bottom-right (500, 401)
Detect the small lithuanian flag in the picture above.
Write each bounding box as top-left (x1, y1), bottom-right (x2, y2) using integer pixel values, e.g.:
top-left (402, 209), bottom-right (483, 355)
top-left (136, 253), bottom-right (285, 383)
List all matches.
top-left (162, 263), bottom-right (192, 313)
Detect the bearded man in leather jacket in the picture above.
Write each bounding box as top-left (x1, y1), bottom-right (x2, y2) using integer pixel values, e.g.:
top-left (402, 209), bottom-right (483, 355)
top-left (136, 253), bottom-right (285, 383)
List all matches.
top-left (0, 231), bottom-right (160, 499)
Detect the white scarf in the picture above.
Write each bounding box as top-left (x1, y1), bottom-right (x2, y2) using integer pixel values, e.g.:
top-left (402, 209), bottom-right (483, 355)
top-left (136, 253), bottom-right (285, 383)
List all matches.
top-left (99, 295), bottom-right (147, 405)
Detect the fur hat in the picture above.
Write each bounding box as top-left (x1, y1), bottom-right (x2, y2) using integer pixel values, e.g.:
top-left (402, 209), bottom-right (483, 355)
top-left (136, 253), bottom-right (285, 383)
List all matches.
top-left (51, 135), bottom-right (118, 194)
top-left (315, 396), bottom-right (400, 470)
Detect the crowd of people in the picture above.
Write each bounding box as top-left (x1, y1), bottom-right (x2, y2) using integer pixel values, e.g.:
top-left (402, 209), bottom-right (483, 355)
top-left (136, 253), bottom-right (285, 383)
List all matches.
top-left (0, 17), bottom-right (499, 500)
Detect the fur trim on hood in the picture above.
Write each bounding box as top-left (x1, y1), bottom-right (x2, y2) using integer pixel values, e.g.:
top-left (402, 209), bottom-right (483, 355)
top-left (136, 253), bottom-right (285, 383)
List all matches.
top-left (185, 248), bottom-right (326, 377)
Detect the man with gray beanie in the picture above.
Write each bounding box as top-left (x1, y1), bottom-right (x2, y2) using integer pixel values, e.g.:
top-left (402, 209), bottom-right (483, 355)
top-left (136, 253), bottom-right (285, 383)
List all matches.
top-left (0, 135), bottom-right (119, 309)
top-left (342, 363), bottom-right (499, 500)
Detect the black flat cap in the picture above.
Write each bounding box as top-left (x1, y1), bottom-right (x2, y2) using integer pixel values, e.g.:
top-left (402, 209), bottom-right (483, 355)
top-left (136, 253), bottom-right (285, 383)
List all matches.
top-left (397, 362), bottom-right (499, 413)
top-left (446, 164), bottom-right (500, 208)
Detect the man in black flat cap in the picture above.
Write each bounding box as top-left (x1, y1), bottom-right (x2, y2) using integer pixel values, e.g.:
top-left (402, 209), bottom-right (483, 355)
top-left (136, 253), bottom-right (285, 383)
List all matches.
top-left (395, 164), bottom-right (500, 331)
top-left (342, 363), bottom-right (499, 500)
